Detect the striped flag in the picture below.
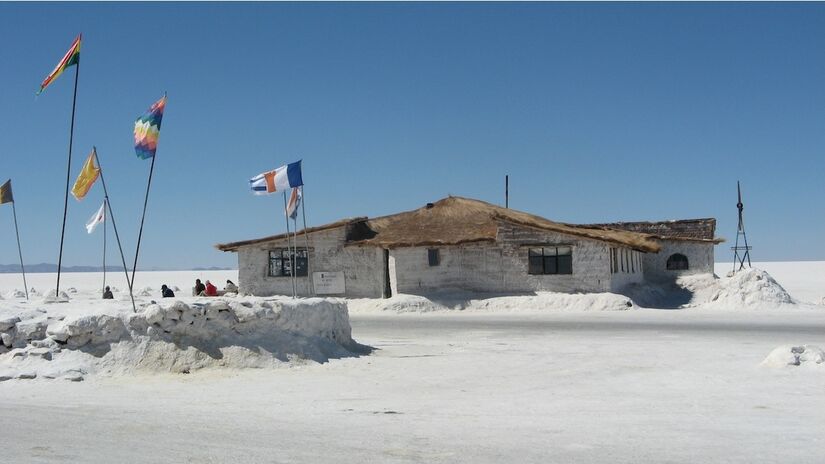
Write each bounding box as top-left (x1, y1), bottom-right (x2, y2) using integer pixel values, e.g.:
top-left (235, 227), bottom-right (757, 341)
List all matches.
top-left (134, 95), bottom-right (167, 160)
top-left (37, 35), bottom-right (81, 96)
top-left (250, 160), bottom-right (303, 195)
top-left (285, 187), bottom-right (302, 219)
top-left (85, 201), bottom-right (105, 234)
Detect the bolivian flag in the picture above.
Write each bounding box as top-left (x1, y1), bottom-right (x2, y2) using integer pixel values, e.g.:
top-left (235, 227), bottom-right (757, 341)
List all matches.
top-left (71, 148), bottom-right (100, 200)
top-left (37, 34), bottom-right (81, 96)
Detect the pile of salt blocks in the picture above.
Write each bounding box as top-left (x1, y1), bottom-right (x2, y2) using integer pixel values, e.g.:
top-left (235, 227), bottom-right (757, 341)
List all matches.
top-left (0, 298), bottom-right (353, 381)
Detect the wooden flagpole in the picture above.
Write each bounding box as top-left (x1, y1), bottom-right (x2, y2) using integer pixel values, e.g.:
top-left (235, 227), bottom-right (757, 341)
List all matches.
top-left (94, 149), bottom-right (136, 312)
top-left (55, 60), bottom-right (80, 297)
top-left (11, 199), bottom-right (29, 300)
top-left (282, 191), bottom-right (296, 298)
top-left (130, 149), bottom-right (157, 293)
top-left (300, 186), bottom-right (312, 296)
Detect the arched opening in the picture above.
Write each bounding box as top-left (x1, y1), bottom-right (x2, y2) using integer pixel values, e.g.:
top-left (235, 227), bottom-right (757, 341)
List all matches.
top-left (666, 253), bottom-right (689, 271)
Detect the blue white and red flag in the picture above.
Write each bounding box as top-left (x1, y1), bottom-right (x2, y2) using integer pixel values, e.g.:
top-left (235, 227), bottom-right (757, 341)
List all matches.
top-left (250, 160), bottom-right (303, 195)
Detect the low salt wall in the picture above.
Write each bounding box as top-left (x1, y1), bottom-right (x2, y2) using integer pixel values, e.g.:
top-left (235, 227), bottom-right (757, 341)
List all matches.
top-left (0, 297), bottom-right (357, 381)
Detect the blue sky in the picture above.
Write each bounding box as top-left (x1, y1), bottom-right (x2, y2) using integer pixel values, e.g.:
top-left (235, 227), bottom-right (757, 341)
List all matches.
top-left (0, 3), bottom-right (823, 269)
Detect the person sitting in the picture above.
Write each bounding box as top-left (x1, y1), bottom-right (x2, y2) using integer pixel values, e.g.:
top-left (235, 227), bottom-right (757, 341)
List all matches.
top-left (161, 284), bottom-right (175, 298)
top-left (204, 280), bottom-right (218, 296)
top-left (102, 286), bottom-right (114, 299)
top-left (224, 280), bottom-right (238, 293)
top-left (194, 279), bottom-right (206, 296)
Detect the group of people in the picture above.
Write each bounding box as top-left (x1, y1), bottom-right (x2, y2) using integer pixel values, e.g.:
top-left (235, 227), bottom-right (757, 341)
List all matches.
top-left (101, 279), bottom-right (238, 299)
top-left (194, 279), bottom-right (237, 297)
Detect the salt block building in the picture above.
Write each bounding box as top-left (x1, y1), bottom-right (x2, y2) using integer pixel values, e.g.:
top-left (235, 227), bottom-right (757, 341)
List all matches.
top-left (587, 219), bottom-right (723, 282)
top-left (216, 196), bottom-right (722, 298)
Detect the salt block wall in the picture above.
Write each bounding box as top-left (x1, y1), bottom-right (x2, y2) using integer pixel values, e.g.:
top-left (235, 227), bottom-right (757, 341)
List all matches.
top-left (236, 222), bottom-right (663, 297)
top-left (642, 240), bottom-right (715, 282)
top-left (497, 223), bottom-right (613, 293)
top-left (389, 224), bottom-right (614, 295)
top-left (609, 249), bottom-right (645, 292)
top-left (238, 228), bottom-right (384, 298)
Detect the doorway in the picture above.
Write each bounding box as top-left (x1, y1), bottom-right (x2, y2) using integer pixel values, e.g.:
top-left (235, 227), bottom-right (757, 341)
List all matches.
top-left (382, 249), bottom-right (392, 298)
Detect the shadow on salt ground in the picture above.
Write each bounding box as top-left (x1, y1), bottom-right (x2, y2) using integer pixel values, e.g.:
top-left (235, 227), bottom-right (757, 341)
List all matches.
top-left (620, 279), bottom-right (695, 310)
top-left (406, 290), bottom-right (540, 309)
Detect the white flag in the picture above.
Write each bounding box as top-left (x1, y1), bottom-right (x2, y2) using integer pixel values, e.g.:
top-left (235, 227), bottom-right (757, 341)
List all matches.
top-left (86, 201), bottom-right (105, 234)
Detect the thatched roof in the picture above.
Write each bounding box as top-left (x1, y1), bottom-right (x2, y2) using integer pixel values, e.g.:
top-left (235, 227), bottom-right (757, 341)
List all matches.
top-left (215, 218), bottom-right (364, 252)
top-left (216, 196), bottom-right (663, 253)
top-left (586, 218), bottom-right (724, 243)
top-left (347, 197), bottom-right (662, 252)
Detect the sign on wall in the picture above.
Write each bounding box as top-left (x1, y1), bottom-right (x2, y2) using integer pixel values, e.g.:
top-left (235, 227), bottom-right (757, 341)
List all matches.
top-left (313, 271), bottom-right (346, 295)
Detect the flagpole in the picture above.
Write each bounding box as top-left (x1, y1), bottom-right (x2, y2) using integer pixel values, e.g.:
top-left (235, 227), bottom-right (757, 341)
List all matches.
top-left (94, 148), bottom-right (136, 312)
top-left (11, 200), bottom-right (28, 300)
top-left (102, 198), bottom-right (107, 297)
top-left (131, 151), bottom-right (157, 292)
top-left (55, 60), bottom-right (80, 297)
top-left (293, 215), bottom-right (299, 294)
top-left (282, 191), bottom-right (296, 298)
top-left (300, 186), bottom-right (312, 296)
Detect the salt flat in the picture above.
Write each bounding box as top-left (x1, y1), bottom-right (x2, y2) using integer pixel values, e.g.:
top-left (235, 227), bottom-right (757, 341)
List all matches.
top-left (0, 264), bottom-right (823, 463)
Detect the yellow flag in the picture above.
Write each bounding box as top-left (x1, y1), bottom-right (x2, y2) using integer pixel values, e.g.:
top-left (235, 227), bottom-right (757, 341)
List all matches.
top-left (71, 149), bottom-right (100, 200)
top-left (0, 179), bottom-right (13, 205)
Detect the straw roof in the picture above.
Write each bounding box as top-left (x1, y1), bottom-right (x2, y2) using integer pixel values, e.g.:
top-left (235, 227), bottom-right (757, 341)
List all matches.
top-left (348, 197), bottom-right (662, 252)
top-left (215, 218), bottom-right (364, 252)
top-left (586, 218), bottom-right (724, 243)
top-left (217, 196), bottom-right (663, 253)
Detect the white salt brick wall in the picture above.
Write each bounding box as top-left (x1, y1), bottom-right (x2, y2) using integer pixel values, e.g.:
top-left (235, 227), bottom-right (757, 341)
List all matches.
top-left (235, 221), bottom-right (663, 297)
top-left (389, 224), bottom-right (615, 295)
top-left (237, 227), bottom-right (385, 297)
top-left (609, 249), bottom-right (645, 292)
top-left (642, 240), bottom-right (715, 282)
top-left (497, 223), bottom-right (613, 293)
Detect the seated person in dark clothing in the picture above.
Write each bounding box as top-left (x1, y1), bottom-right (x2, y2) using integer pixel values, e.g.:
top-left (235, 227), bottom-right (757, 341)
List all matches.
top-left (194, 279), bottom-right (206, 296)
top-left (161, 284), bottom-right (175, 298)
top-left (102, 286), bottom-right (114, 299)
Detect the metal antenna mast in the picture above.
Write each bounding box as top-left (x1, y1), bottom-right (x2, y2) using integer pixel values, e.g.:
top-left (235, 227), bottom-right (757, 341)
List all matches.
top-left (731, 181), bottom-right (752, 273)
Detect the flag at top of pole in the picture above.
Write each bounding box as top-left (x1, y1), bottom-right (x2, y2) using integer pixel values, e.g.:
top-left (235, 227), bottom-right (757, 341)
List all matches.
top-left (36, 34), bottom-right (81, 96)
top-left (250, 160), bottom-right (303, 195)
top-left (71, 148), bottom-right (100, 200)
top-left (0, 179), bottom-right (14, 205)
top-left (134, 94), bottom-right (167, 160)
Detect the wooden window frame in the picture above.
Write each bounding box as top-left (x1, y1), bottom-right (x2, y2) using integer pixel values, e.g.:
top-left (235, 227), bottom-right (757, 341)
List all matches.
top-left (528, 246), bottom-right (573, 275)
top-left (268, 248), bottom-right (309, 277)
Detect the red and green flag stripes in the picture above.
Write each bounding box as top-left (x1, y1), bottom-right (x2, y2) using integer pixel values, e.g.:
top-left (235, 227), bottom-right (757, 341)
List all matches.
top-left (37, 34), bottom-right (81, 95)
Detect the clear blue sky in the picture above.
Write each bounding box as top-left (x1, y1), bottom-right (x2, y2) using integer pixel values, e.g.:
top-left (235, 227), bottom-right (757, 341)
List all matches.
top-left (0, 3), bottom-right (823, 269)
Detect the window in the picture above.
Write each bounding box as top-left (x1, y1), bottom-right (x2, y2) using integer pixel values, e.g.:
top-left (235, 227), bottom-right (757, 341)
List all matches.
top-left (666, 253), bottom-right (689, 271)
top-left (428, 248), bottom-right (440, 266)
top-left (268, 248), bottom-right (308, 277)
top-left (610, 248), bottom-right (619, 274)
top-left (528, 246), bottom-right (572, 275)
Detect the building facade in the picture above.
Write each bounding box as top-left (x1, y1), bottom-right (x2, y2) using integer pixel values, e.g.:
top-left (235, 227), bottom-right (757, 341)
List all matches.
top-left (217, 197), bottom-right (719, 298)
top-left (588, 219), bottom-right (722, 282)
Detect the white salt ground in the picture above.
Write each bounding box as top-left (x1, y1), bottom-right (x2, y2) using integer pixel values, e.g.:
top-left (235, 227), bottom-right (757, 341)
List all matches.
top-left (0, 264), bottom-right (823, 463)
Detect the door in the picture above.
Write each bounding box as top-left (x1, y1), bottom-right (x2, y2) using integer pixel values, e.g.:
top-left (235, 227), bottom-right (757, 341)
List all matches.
top-left (382, 249), bottom-right (392, 298)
